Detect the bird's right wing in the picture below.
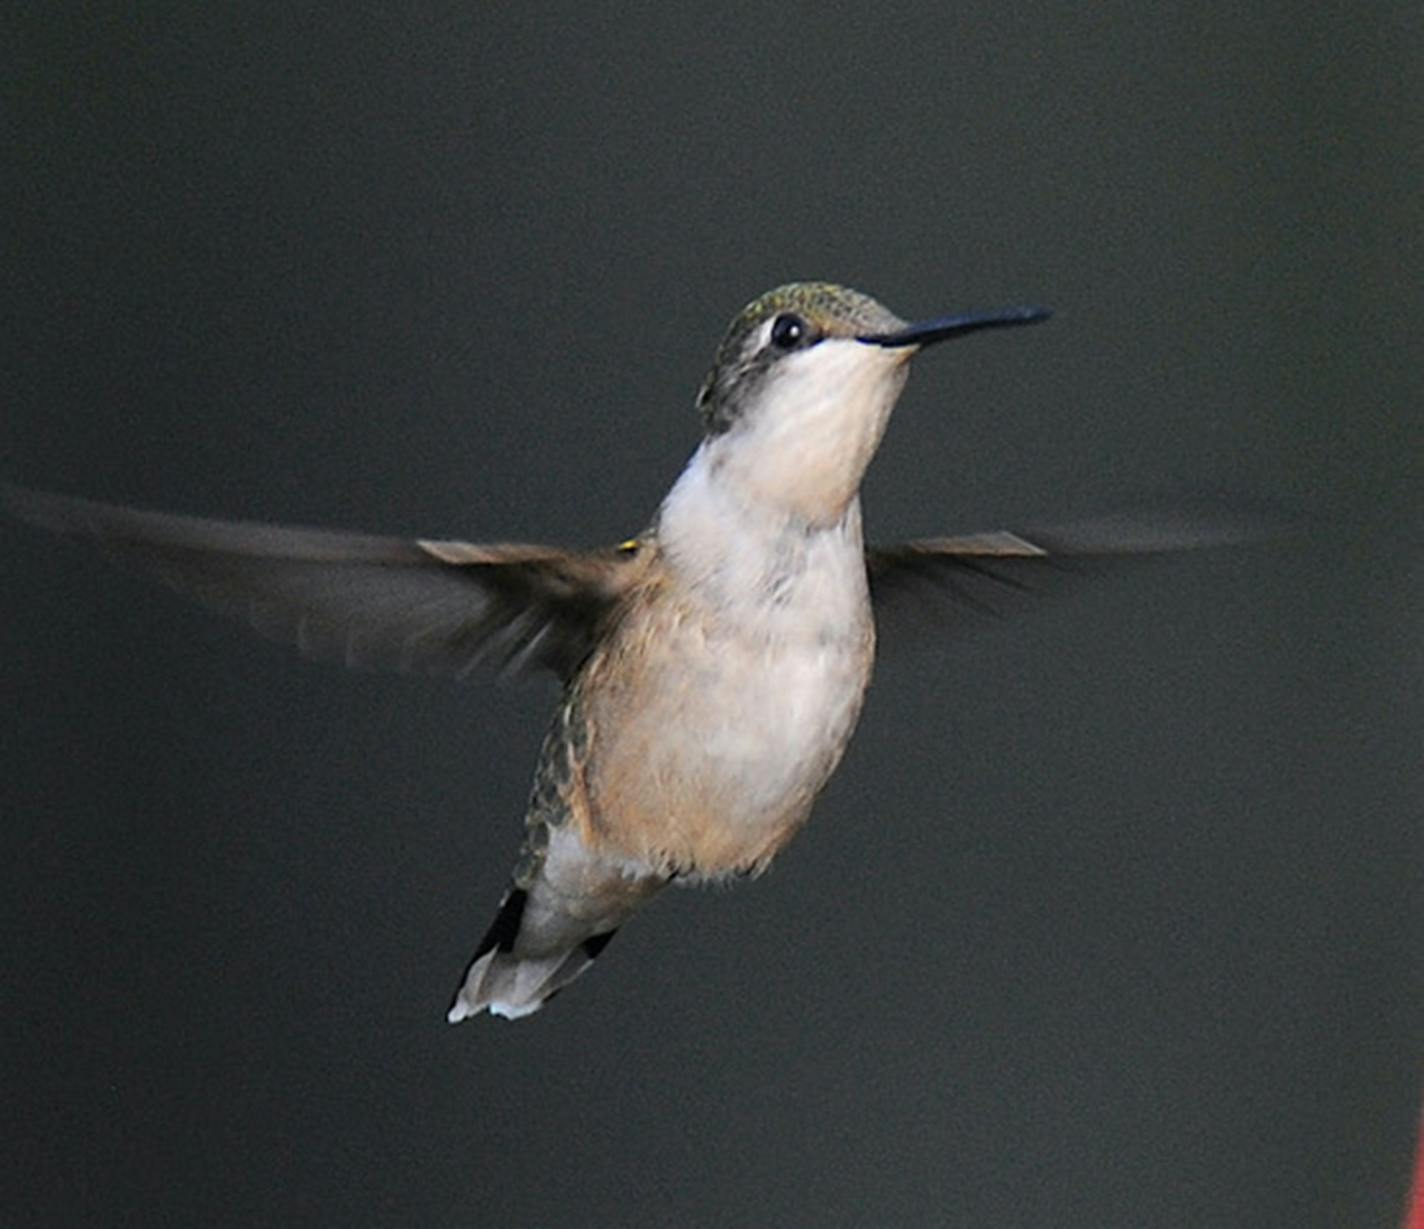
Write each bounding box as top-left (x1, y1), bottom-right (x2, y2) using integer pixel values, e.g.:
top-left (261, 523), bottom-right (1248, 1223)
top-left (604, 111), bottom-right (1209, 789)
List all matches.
top-left (5, 485), bottom-right (640, 682)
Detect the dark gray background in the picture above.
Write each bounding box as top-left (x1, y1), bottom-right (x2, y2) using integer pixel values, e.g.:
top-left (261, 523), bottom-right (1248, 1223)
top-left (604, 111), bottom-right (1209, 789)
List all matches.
top-left (4, 4), bottom-right (1420, 1226)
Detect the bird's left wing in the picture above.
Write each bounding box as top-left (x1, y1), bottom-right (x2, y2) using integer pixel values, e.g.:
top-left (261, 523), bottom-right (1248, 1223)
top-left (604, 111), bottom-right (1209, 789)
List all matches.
top-left (5, 485), bottom-right (637, 682)
top-left (867, 511), bottom-right (1268, 631)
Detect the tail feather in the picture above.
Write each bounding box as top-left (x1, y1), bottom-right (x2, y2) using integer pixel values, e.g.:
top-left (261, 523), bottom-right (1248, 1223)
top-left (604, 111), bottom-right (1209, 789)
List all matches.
top-left (447, 839), bottom-right (660, 1023)
top-left (447, 932), bottom-right (613, 1022)
top-left (446, 884), bottom-right (619, 1022)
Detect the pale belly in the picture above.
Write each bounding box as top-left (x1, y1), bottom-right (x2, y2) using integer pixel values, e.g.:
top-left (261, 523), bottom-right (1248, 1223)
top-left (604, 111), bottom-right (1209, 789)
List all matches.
top-left (581, 616), bottom-right (874, 876)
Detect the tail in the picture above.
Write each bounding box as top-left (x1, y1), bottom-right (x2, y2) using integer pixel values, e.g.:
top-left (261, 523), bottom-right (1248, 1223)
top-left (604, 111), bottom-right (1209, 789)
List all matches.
top-left (447, 835), bottom-right (664, 1022)
top-left (446, 887), bottom-right (615, 1022)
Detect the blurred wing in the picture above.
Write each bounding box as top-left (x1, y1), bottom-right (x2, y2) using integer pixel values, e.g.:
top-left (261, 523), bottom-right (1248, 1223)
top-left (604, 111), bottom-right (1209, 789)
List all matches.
top-left (867, 510), bottom-right (1270, 633)
top-left (5, 485), bottom-right (633, 681)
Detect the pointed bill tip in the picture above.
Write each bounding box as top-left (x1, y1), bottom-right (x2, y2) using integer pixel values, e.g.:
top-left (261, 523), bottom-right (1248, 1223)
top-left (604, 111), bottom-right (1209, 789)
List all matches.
top-left (861, 305), bottom-right (1052, 349)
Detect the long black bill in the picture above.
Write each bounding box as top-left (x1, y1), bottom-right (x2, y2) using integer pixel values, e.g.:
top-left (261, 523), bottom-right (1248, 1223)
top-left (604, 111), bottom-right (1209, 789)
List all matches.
top-left (860, 305), bottom-right (1051, 349)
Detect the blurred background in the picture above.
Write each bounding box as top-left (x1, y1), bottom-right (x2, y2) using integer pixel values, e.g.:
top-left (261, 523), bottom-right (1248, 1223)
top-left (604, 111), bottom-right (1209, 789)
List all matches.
top-left (3, 4), bottom-right (1421, 1225)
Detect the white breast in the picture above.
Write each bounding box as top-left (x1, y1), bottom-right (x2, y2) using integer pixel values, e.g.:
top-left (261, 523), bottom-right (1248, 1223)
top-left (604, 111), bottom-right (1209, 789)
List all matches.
top-left (687, 627), bottom-right (870, 822)
top-left (613, 445), bottom-right (876, 856)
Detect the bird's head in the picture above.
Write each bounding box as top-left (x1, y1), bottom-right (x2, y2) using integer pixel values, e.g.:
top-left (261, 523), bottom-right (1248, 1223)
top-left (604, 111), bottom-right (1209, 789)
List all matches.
top-left (693, 282), bottom-right (1049, 525)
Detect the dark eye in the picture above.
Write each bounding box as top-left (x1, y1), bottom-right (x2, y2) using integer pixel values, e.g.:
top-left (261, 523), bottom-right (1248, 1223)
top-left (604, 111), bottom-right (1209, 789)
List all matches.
top-left (769, 313), bottom-right (809, 350)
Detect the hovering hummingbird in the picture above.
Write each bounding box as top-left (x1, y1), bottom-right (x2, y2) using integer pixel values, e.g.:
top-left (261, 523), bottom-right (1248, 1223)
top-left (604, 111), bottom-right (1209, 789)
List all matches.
top-left (7, 282), bottom-right (1244, 1022)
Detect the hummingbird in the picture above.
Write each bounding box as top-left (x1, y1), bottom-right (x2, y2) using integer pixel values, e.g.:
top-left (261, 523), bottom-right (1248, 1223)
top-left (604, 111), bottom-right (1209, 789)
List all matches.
top-left (6, 282), bottom-right (1242, 1022)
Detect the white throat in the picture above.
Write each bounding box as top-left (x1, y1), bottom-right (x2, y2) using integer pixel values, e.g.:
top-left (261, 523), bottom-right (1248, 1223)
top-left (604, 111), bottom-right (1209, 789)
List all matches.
top-left (699, 338), bottom-right (910, 528)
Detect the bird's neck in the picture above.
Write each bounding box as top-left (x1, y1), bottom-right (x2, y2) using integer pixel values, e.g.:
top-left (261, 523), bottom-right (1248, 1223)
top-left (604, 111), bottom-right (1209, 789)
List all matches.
top-left (655, 444), bottom-right (870, 637)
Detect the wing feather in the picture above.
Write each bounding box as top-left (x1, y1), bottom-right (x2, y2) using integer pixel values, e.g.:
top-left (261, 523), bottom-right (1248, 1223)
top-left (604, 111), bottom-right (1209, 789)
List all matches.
top-left (867, 510), bottom-right (1272, 633)
top-left (5, 485), bottom-right (635, 681)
